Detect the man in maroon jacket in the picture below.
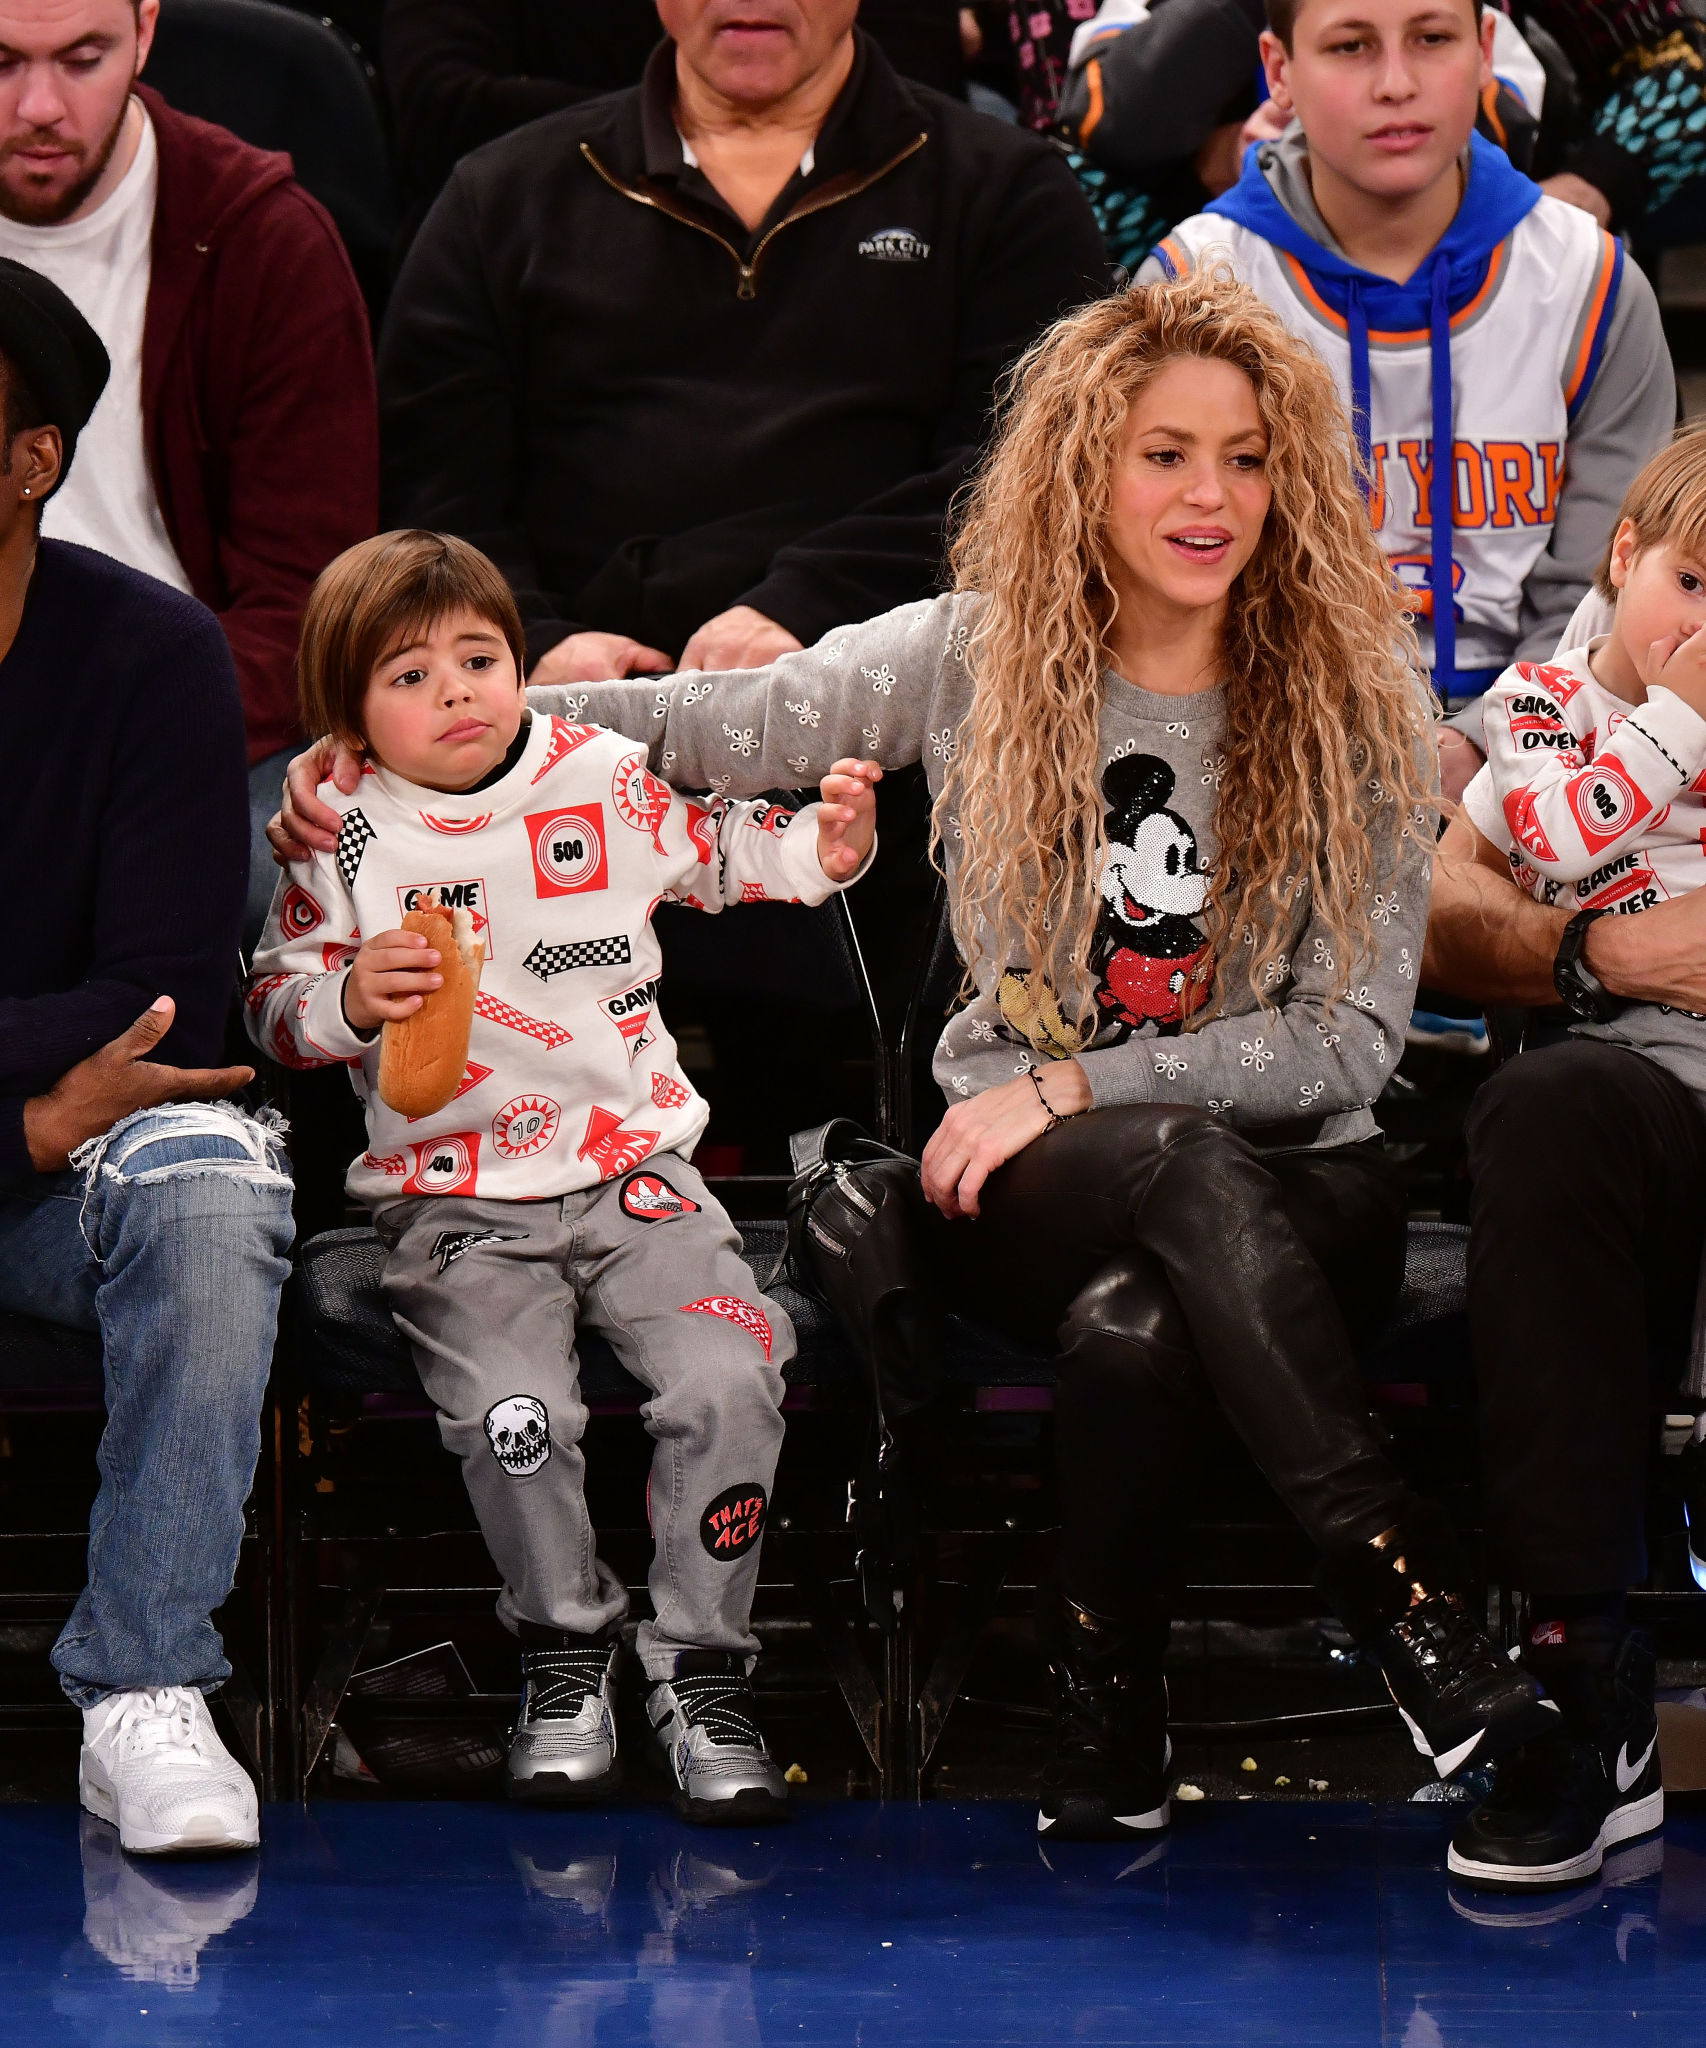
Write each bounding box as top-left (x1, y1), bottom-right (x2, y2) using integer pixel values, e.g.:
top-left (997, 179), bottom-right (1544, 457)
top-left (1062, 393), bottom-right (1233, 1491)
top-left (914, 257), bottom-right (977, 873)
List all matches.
top-left (0, 0), bottom-right (378, 943)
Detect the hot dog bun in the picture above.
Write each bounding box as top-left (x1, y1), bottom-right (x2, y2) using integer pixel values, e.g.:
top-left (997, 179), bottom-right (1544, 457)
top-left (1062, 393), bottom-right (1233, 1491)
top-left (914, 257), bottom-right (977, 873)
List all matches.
top-left (376, 897), bottom-right (485, 1118)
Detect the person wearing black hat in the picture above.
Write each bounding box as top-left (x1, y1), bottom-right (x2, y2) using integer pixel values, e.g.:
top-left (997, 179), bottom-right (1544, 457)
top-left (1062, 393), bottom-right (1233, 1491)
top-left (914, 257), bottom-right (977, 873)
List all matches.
top-left (0, 259), bottom-right (293, 1857)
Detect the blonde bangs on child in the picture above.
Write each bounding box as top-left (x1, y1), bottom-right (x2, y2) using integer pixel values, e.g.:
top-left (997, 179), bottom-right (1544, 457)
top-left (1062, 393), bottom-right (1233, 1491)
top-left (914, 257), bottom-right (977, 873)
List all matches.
top-left (939, 266), bottom-right (1435, 1044)
top-left (1595, 424), bottom-right (1706, 601)
top-left (299, 529), bottom-right (528, 750)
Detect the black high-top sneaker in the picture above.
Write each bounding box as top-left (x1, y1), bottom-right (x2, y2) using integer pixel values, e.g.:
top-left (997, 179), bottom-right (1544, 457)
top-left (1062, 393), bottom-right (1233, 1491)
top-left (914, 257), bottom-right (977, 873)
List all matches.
top-left (1037, 1595), bottom-right (1172, 1841)
top-left (1316, 1503), bottom-right (1559, 1778)
top-left (505, 1622), bottom-right (622, 1804)
top-left (1448, 1629), bottom-right (1663, 1891)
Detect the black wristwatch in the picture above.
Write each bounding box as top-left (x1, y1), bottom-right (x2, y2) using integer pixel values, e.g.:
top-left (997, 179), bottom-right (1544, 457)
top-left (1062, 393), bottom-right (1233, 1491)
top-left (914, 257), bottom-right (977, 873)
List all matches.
top-left (1553, 907), bottom-right (1619, 1024)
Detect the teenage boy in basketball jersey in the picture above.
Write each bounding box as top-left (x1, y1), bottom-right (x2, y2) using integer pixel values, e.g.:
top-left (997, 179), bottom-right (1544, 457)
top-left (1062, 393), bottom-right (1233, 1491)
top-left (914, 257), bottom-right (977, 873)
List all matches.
top-left (1138, 0), bottom-right (1675, 801)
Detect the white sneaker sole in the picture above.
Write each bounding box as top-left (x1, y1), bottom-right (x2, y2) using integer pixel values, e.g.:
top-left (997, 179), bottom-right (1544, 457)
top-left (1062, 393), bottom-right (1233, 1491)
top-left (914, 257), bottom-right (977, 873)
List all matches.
top-left (1037, 1798), bottom-right (1171, 1834)
top-left (1446, 1786), bottom-right (1664, 1891)
top-left (79, 1753), bottom-right (259, 1857)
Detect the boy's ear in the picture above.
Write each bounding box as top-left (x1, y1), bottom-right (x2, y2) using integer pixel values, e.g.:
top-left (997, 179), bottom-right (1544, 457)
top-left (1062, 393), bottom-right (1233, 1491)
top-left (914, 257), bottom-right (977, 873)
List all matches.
top-left (1608, 519), bottom-right (1639, 590)
top-left (1258, 27), bottom-right (1291, 113)
top-left (1478, 5), bottom-right (1497, 90)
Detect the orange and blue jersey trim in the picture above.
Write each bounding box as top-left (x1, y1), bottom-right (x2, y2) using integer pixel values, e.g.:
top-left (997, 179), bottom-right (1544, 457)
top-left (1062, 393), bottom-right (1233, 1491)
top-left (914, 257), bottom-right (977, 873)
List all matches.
top-left (1154, 235), bottom-right (1188, 280)
top-left (1565, 232), bottom-right (1624, 424)
top-left (1278, 240), bottom-right (1510, 344)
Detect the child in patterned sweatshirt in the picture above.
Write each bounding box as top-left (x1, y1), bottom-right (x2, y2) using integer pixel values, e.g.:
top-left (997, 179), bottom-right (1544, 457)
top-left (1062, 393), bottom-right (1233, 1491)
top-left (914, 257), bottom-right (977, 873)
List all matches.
top-left (1465, 427), bottom-right (1706, 1100)
top-left (250, 531), bottom-right (878, 1823)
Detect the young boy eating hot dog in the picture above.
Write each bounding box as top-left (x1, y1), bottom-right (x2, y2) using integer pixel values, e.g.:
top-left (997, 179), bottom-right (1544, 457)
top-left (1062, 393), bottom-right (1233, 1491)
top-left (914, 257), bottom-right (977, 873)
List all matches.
top-left (249, 530), bottom-right (878, 1822)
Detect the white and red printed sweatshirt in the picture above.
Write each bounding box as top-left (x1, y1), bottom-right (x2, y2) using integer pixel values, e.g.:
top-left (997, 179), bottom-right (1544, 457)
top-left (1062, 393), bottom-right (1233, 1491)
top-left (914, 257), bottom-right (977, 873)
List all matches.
top-left (1466, 643), bottom-right (1706, 906)
top-left (1465, 641), bottom-right (1706, 1095)
top-left (248, 711), bottom-right (851, 1205)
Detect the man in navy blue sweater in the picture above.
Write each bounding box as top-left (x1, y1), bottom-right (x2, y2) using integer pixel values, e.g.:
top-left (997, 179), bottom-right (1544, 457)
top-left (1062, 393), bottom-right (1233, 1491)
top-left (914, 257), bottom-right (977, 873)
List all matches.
top-left (0, 260), bottom-right (292, 1857)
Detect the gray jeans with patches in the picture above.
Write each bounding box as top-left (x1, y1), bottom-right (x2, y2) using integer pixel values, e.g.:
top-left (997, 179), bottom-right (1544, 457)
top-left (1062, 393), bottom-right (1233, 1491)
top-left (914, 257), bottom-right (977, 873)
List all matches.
top-left (374, 1153), bottom-right (789, 1679)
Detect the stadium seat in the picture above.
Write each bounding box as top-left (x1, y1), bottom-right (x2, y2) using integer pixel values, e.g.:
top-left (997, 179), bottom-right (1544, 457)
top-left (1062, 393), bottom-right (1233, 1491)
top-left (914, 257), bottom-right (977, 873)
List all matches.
top-left (143, 0), bottom-right (396, 318)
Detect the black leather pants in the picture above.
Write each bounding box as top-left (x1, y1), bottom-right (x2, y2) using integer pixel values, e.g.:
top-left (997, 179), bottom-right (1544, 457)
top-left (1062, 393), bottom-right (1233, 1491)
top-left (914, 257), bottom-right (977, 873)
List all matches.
top-left (937, 1104), bottom-right (1410, 1623)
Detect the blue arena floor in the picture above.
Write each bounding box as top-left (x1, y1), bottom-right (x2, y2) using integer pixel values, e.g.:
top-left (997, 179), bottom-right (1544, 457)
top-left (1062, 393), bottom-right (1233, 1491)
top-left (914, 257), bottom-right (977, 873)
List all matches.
top-left (2, 1799), bottom-right (1703, 2045)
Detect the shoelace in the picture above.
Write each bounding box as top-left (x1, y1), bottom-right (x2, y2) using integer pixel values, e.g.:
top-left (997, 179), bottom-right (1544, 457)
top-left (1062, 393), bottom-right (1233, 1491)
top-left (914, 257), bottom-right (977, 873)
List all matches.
top-left (1399, 1596), bottom-right (1506, 1686)
top-left (522, 1643), bottom-right (613, 1722)
top-left (669, 1670), bottom-right (764, 1749)
top-left (1051, 1664), bottom-right (1128, 1759)
top-left (109, 1689), bottom-right (206, 1763)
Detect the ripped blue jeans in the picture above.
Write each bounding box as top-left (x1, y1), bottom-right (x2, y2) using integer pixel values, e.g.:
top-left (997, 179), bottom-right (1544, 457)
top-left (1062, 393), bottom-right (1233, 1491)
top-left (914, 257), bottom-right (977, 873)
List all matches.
top-left (0, 1103), bottom-right (294, 1706)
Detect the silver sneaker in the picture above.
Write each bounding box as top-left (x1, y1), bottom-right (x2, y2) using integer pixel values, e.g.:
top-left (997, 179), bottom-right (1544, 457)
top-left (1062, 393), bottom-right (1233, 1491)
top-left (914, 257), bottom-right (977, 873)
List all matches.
top-left (645, 1651), bottom-right (791, 1825)
top-left (505, 1625), bottom-right (622, 1804)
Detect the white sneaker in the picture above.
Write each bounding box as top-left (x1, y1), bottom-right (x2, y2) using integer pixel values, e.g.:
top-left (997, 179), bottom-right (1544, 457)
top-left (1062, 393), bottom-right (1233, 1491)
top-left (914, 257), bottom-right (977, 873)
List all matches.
top-left (80, 1688), bottom-right (260, 1856)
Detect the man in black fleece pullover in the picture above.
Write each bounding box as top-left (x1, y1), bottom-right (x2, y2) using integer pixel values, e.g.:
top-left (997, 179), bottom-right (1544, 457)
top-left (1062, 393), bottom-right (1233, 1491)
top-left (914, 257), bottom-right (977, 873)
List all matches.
top-left (379, 17), bottom-right (1108, 684)
top-left (0, 265), bottom-right (293, 1855)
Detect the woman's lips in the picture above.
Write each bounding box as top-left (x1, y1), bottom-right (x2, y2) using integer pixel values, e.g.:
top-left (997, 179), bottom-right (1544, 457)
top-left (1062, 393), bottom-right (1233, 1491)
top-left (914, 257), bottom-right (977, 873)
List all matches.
top-left (1164, 531), bottom-right (1232, 564)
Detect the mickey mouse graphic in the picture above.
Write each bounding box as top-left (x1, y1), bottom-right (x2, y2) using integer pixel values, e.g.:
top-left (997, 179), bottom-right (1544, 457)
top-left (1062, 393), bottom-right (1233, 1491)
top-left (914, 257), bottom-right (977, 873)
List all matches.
top-left (1092, 752), bottom-right (1210, 1034)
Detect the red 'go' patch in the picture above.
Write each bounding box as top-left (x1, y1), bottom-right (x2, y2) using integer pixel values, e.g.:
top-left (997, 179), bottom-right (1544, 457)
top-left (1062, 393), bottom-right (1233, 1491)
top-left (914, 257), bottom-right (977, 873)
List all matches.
top-left (680, 1296), bottom-right (773, 1360)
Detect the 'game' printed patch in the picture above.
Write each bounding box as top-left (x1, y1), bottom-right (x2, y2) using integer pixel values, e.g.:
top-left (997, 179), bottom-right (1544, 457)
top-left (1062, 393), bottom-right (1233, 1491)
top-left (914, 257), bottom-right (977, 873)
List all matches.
top-left (619, 1172), bottom-right (701, 1222)
top-left (680, 1296), bottom-right (773, 1360)
top-left (700, 1482), bottom-right (768, 1560)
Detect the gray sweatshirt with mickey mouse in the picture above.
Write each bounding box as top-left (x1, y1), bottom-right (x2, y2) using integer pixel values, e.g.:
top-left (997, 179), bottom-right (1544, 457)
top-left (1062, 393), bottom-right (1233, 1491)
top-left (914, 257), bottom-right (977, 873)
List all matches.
top-left (536, 593), bottom-right (1432, 1150)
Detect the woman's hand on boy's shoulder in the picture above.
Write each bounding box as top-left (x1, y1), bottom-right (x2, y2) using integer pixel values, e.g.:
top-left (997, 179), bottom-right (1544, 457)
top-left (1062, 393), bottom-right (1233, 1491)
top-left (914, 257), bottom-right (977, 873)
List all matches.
top-left (267, 734), bottom-right (366, 864)
top-left (817, 758), bottom-right (882, 881)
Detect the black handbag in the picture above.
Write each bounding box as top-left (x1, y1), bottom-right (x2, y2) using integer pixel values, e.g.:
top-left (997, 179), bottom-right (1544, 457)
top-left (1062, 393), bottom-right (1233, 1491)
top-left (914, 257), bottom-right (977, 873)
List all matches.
top-left (780, 1119), bottom-right (945, 1627)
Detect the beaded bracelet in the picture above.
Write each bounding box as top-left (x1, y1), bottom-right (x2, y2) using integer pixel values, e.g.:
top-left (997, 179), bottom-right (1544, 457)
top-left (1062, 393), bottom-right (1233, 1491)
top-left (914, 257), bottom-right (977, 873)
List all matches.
top-left (1029, 1066), bottom-right (1084, 1134)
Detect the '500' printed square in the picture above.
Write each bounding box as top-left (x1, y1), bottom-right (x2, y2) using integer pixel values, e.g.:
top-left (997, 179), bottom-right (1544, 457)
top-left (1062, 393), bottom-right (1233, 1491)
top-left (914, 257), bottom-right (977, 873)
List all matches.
top-left (526, 805), bottom-right (609, 897)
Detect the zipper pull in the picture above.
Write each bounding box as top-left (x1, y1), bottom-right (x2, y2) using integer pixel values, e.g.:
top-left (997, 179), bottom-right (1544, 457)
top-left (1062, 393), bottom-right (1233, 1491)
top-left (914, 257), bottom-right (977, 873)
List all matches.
top-left (737, 265), bottom-right (756, 300)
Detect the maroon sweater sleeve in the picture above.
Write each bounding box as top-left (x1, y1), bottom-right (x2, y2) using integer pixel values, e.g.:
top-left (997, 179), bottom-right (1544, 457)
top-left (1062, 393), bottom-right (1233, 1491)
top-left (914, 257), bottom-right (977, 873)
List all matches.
top-left (211, 186), bottom-right (378, 761)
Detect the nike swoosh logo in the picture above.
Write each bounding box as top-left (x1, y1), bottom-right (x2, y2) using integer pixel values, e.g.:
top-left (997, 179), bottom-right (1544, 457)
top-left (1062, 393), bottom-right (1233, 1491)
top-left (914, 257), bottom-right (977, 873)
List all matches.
top-left (1616, 1731), bottom-right (1658, 1795)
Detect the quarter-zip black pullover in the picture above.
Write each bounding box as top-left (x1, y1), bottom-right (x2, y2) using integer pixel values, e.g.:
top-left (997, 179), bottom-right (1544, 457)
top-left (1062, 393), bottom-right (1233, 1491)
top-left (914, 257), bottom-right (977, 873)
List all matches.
top-left (378, 33), bottom-right (1108, 663)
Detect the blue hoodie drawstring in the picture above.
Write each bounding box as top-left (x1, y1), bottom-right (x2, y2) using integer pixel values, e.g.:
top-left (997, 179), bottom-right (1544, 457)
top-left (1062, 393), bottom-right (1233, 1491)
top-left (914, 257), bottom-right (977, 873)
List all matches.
top-left (1345, 279), bottom-right (1373, 482)
top-left (1427, 256), bottom-right (1456, 698)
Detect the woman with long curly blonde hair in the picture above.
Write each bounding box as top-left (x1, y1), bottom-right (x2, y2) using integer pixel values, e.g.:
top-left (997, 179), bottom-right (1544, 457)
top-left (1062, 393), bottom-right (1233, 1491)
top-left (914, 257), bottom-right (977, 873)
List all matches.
top-left (277, 269), bottom-right (1551, 1847)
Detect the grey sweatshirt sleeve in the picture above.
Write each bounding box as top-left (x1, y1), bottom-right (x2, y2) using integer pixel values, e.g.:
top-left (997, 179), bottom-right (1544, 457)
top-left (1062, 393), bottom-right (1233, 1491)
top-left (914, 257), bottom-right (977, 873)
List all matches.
top-left (1515, 257), bottom-right (1674, 665)
top-left (1071, 786), bottom-right (1433, 1127)
top-left (524, 596), bottom-right (966, 796)
top-left (1445, 258), bottom-right (1673, 752)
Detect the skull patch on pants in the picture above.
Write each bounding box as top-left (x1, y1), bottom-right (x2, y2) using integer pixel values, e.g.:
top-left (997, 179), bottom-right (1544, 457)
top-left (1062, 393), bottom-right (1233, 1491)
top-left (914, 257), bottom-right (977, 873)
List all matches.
top-left (485, 1395), bottom-right (550, 1476)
